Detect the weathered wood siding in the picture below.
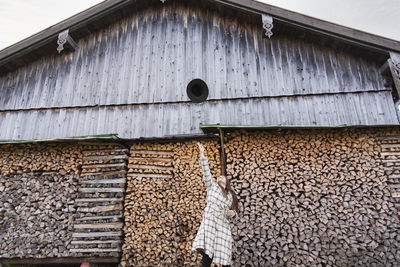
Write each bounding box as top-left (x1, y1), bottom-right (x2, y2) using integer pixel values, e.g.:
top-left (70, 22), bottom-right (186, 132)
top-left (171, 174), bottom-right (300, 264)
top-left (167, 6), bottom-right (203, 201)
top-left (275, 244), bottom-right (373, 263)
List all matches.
top-left (0, 3), bottom-right (397, 140)
top-left (0, 92), bottom-right (397, 140)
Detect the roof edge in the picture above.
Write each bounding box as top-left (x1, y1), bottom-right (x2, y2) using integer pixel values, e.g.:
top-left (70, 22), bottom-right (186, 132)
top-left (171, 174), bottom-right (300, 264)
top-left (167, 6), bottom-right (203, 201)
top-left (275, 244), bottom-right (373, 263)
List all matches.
top-left (0, 134), bottom-right (120, 145)
top-left (1, 0), bottom-right (399, 68)
top-left (200, 123), bottom-right (400, 133)
top-left (220, 0), bottom-right (399, 53)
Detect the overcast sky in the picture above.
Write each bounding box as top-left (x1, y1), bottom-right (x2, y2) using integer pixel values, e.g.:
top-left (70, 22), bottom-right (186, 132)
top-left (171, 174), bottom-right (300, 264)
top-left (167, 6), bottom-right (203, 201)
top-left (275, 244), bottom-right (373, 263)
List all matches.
top-left (0, 0), bottom-right (399, 51)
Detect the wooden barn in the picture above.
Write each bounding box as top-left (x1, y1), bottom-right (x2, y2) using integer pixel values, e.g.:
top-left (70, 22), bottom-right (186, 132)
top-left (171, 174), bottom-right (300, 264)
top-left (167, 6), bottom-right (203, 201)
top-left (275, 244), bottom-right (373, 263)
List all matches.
top-left (0, 0), bottom-right (400, 266)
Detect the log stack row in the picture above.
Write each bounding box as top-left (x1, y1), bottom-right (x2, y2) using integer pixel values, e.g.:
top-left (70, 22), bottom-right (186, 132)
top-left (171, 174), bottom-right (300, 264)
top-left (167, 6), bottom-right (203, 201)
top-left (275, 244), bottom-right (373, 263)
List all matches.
top-left (225, 128), bottom-right (399, 266)
top-left (121, 139), bottom-right (221, 266)
top-left (0, 143), bottom-right (82, 176)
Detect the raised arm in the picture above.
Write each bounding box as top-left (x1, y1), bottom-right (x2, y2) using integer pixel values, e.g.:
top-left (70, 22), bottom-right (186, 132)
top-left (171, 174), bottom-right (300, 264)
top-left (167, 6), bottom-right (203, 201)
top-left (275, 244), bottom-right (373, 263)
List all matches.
top-left (198, 142), bottom-right (213, 189)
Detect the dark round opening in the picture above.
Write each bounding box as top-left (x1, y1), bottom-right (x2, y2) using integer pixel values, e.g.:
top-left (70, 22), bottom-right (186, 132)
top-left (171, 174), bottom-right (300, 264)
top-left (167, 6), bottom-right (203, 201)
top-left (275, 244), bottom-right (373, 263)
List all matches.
top-left (187, 79), bottom-right (209, 103)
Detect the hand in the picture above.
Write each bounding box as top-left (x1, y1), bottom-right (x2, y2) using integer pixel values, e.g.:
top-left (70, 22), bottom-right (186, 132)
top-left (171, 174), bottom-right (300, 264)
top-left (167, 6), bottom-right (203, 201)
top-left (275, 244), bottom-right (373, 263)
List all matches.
top-left (197, 142), bottom-right (205, 156)
top-left (226, 210), bottom-right (235, 218)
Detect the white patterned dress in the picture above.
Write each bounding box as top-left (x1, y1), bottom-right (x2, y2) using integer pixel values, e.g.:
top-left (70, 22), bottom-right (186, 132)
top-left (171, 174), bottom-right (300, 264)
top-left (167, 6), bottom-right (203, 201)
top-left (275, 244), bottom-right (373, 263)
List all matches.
top-left (192, 156), bottom-right (234, 265)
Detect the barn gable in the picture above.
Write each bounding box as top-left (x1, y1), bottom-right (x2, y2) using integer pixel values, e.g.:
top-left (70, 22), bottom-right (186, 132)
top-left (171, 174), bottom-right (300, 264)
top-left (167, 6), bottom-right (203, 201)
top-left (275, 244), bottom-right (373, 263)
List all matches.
top-left (0, 0), bottom-right (399, 141)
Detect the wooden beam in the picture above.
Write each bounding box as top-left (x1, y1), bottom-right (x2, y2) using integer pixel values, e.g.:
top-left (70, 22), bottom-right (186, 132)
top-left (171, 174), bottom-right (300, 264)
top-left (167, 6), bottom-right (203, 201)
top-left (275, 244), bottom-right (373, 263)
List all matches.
top-left (74, 222), bottom-right (123, 229)
top-left (219, 128), bottom-right (226, 176)
top-left (81, 163), bottom-right (126, 169)
top-left (128, 164), bottom-right (173, 171)
top-left (381, 152), bottom-right (400, 156)
top-left (127, 173), bottom-right (173, 179)
top-left (0, 257), bottom-right (120, 264)
top-left (79, 188), bottom-right (124, 193)
top-left (76, 215), bottom-right (123, 221)
top-left (69, 248), bottom-right (121, 253)
top-left (77, 205), bottom-right (122, 213)
top-left (377, 136), bottom-right (400, 140)
top-left (130, 157), bottom-right (172, 162)
top-left (82, 148), bottom-right (128, 154)
top-left (83, 154), bottom-right (128, 161)
top-left (72, 231), bottom-right (122, 238)
top-left (71, 240), bottom-right (121, 245)
top-left (75, 198), bottom-right (124, 203)
top-left (81, 178), bottom-right (126, 184)
top-left (80, 170), bottom-right (127, 177)
top-left (130, 150), bottom-right (173, 155)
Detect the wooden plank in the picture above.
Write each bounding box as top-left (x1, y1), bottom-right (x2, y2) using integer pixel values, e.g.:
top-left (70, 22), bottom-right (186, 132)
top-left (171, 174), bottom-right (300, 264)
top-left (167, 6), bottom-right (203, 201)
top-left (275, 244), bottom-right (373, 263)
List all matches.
top-left (389, 174), bottom-right (400, 179)
top-left (72, 231), bottom-right (122, 238)
top-left (83, 154), bottom-right (128, 162)
top-left (128, 164), bottom-right (174, 171)
top-left (130, 157), bottom-right (173, 162)
top-left (74, 222), bottom-right (123, 229)
top-left (381, 143), bottom-right (400, 148)
top-left (128, 173), bottom-right (173, 179)
top-left (82, 148), bottom-right (128, 154)
top-left (0, 257), bottom-right (120, 264)
top-left (381, 152), bottom-right (400, 156)
top-left (392, 191), bottom-right (400, 198)
top-left (75, 198), bottom-right (124, 203)
top-left (76, 215), bottom-right (123, 221)
top-left (382, 159), bottom-right (400, 163)
top-left (79, 188), bottom-right (124, 193)
top-left (130, 150), bottom-right (173, 155)
top-left (71, 240), bottom-right (121, 245)
top-left (70, 248), bottom-right (121, 253)
top-left (81, 178), bottom-right (126, 184)
top-left (82, 163), bottom-right (126, 169)
top-left (77, 205), bottom-right (122, 213)
top-left (389, 184), bottom-right (400, 189)
top-left (378, 136), bottom-right (400, 141)
top-left (80, 170), bottom-right (127, 177)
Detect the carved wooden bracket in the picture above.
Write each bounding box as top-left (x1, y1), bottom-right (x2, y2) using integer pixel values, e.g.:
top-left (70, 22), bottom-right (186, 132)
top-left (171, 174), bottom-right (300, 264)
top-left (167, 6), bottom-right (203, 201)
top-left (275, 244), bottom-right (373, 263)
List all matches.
top-left (262, 14), bottom-right (273, 38)
top-left (57, 29), bottom-right (78, 54)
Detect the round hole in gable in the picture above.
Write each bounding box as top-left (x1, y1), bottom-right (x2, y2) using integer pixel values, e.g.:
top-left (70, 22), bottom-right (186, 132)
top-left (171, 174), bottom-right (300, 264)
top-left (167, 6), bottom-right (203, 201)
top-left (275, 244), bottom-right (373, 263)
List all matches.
top-left (186, 79), bottom-right (209, 103)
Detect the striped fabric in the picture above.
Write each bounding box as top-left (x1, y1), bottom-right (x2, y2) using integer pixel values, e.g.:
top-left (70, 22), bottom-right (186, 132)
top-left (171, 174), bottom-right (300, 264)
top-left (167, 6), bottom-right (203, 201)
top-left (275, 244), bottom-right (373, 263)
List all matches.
top-left (192, 156), bottom-right (234, 265)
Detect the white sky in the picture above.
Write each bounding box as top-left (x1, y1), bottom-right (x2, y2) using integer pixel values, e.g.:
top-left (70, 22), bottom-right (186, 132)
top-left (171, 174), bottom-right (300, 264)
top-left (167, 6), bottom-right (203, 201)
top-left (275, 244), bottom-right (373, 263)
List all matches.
top-left (0, 0), bottom-right (399, 51)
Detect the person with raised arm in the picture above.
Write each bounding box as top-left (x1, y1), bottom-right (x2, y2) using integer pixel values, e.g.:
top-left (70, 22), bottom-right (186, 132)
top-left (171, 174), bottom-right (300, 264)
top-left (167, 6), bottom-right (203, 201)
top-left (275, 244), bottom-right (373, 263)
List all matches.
top-left (192, 142), bottom-right (239, 267)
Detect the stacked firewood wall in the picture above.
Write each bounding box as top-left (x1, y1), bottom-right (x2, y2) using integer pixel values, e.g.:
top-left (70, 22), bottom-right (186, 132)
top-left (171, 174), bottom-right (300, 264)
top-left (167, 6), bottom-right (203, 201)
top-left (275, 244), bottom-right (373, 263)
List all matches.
top-left (0, 143), bottom-right (82, 258)
top-left (0, 142), bottom-right (128, 260)
top-left (121, 139), bottom-right (221, 266)
top-left (225, 129), bottom-right (399, 266)
top-left (121, 128), bottom-right (399, 266)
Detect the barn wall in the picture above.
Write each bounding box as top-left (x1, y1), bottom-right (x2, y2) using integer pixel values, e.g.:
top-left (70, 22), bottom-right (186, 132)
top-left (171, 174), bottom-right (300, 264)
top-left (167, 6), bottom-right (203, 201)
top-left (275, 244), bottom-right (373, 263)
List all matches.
top-left (0, 2), bottom-right (397, 141)
top-left (0, 91), bottom-right (398, 141)
top-left (0, 4), bottom-right (389, 110)
top-left (121, 128), bottom-right (399, 266)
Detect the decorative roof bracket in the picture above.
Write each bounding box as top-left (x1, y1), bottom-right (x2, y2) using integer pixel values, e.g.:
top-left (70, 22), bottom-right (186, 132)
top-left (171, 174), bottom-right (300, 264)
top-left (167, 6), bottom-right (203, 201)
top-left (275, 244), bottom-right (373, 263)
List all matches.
top-left (389, 51), bottom-right (400, 96)
top-left (57, 29), bottom-right (78, 54)
top-left (262, 14), bottom-right (273, 38)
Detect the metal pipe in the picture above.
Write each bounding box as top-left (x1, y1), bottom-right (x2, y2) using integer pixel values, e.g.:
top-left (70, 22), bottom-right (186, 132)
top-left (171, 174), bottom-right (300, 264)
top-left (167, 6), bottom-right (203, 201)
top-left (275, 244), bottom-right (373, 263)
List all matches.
top-left (219, 127), bottom-right (226, 176)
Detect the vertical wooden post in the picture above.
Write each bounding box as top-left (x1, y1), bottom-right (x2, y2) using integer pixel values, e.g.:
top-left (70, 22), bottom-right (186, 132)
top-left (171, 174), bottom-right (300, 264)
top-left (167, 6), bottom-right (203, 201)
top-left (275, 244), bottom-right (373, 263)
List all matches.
top-left (219, 127), bottom-right (226, 176)
top-left (389, 51), bottom-right (400, 97)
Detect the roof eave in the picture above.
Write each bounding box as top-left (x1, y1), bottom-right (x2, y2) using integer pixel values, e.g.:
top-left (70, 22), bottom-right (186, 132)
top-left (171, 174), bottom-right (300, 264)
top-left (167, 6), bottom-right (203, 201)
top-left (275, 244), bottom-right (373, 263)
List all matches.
top-left (0, 0), bottom-right (399, 68)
